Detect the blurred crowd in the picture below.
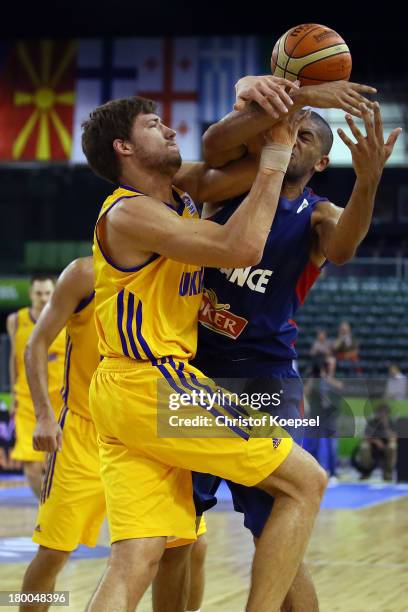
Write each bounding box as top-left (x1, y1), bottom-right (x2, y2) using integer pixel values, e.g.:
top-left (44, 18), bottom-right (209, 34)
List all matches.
top-left (304, 321), bottom-right (407, 483)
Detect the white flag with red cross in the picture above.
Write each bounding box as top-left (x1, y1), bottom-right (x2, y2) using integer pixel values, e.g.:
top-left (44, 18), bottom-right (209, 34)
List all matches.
top-left (71, 37), bottom-right (200, 162)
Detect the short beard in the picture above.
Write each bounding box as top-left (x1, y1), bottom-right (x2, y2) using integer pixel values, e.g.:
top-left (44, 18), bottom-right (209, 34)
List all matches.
top-left (285, 161), bottom-right (313, 183)
top-left (134, 144), bottom-right (182, 177)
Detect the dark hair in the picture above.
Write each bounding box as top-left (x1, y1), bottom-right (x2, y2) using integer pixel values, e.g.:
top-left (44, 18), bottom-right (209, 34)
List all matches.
top-left (310, 111), bottom-right (334, 155)
top-left (30, 274), bottom-right (55, 285)
top-left (81, 96), bottom-right (157, 183)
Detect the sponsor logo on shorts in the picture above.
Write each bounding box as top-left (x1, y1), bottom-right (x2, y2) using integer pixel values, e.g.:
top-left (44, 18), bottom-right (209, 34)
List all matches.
top-left (198, 289), bottom-right (248, 340)
top-left (272, 438), bottom-right (282, 449)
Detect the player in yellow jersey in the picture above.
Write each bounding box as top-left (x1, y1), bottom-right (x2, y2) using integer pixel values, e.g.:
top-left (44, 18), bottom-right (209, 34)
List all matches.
top-left (81, 93), bottom-right (329, 612)
top-left (19, 256), bottom-right (207, 612)
top-left (18, 258), bottom-right (103, 612)
top-left (6, 274), bottom-right (65, 497)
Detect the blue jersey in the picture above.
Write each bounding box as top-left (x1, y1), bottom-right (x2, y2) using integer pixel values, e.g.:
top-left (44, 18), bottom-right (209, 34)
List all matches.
top-left (196, 187), bottom-right (328, 366)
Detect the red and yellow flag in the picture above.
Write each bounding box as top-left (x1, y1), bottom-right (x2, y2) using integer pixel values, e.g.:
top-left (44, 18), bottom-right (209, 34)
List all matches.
top-left (0, 40), bottom-right (76, 160)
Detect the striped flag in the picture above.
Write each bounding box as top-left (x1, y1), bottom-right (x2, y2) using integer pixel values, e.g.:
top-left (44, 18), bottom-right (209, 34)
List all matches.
top-left (198, 37), bottom-right (259, 124)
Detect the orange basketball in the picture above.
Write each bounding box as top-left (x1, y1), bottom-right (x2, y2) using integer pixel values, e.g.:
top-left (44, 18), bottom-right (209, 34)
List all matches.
top-left (271, 24), bottom-right (352, 86)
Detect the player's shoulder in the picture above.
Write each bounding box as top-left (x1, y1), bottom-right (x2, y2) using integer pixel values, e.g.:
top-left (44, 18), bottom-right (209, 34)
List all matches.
top-left (109, 193), bottom-right (186, 230)
top-left (311, 200), bottom-right (341, 225)
top-left (65, 256), bottom-right (93, 277)
top-left (112, 194), bottom-right (167, 217)
top-left (57, 257), bottom-right (94, 300)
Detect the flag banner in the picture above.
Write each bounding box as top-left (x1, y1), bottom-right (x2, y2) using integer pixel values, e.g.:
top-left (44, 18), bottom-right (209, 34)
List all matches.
top-left (0, 37), bottom-right (260, 162)
top-left (0, 40), bottom-right (76, 161)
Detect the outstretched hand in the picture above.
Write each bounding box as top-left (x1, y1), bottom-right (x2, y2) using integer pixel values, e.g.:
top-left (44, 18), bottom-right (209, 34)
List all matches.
top-left (337, 102), bottom-right (402, 182)
top-left (296, 81), bottom-right (378, 117)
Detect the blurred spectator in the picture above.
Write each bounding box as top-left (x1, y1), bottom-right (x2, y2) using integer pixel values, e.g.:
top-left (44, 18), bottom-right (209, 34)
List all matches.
top-left (357, 402), bottom-right (397, 481)
top-left (310, 329), bottom-right (332, 363)
top-left (304, 356), bottom-right (344, 480)
top-left (385, 364), bottom-right (407, 401)
top-left (333, 321), bottom-right (359, 360)
top-left (333, 320), bottom-right (361, 375)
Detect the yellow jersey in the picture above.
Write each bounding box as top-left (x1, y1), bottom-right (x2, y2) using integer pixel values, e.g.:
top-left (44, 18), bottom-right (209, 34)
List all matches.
top-left (13, 307), bottom-right (65, 399)
top-left (93, 185), bottom-right (203, 362)
top-left (61, 293), bottom-right (100, 419)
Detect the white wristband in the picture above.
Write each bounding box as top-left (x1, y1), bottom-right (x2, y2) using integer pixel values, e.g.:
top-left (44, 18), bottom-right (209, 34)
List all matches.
top-left (260, 143), bottom-right (292, 173)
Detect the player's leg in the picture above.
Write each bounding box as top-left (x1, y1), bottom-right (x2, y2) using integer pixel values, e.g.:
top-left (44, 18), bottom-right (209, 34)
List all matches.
top-left (186, 535), bottom-right (207, 612)
top-left (152, 543), bottom-right (192, 612)
top-left (153, 362), bottom-right (326, 612)
top-left (87, 537), bottom-right (167, 611)
top-left (85, 434), bottom-right (196, 609)
top-left (358, 439), bottom-right (375, 476)
top-left (11, 401), bottom-right (45, 497)
top-left (281, 562), bottom-right (319, 612)
top-left (25, 411), bottom-right (106, 611)
top-left (246, 444), bottom-right (327, 612)
top-left (234, 370), bottom-right (319, 610)
top-left (23, 461), bottom-right (43, 498)
top-left (20, 547), bottom-right (70, 612)
top-left (383, 439), bottom-right (397, 480)
top-left (153, 537), bottom-right (207, 612)
top-left (226, 479), bottom-right (319, 612)
top-left (153, 512), bottom-right (207, 612)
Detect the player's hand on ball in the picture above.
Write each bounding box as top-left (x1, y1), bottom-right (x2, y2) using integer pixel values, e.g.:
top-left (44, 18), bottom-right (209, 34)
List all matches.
top-left (297, 81), bottom-right (377, 117)
top-left (264, 109), bottom-right (311, 147)
top-left (337, 102), bottom-right (402, 182)
top-left (33, 414), bottom-right (62, 453)
top-left (234, 75), bottom-right (299, 117)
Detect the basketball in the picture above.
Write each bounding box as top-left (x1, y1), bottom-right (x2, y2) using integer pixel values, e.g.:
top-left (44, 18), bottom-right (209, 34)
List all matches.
top-left (271, 23), bottom-right (352, 86)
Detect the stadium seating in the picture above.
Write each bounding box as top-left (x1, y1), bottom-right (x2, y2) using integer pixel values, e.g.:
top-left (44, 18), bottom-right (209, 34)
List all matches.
top-left (20, 241), bottom-right (92, 272)
top-left (296, 275), bottom-right (408, 377)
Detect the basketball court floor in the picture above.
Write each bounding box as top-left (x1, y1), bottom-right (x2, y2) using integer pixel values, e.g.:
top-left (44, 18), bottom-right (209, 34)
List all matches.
top-left (1, 477), bottom-right (408, 611)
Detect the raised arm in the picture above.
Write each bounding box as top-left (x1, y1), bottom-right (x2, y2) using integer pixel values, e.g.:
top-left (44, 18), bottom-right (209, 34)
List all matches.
top-left (26, 257), bottom-right (94, 452)
top-left (173, 155), bottom-right (259, 205)
top-left (203, 76), bottom-right (377, 167)
top-left (103, 113), bottom-right (307, 271)
top-left (311, 103), bottom-right (401, 266)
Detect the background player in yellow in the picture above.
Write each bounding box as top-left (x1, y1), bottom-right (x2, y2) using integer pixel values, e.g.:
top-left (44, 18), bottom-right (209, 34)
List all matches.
top-left (19, 258), bottom-right (103, 612)
top-left (20, 256), bottom-right (207, 612)
top-left (81, 93), bottom-right (331, 612)
top-left (6, 274), bottom-right (65, 497)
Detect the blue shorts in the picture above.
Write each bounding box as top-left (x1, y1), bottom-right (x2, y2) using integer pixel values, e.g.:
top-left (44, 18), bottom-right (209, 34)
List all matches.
top-left (191, 357), bottom-right (303, 538)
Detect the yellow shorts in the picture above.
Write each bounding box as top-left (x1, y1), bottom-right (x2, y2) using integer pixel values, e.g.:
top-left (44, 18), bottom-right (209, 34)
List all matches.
top-left (166, 515), bottom-right (207, 549)
top-left (11, 392), bottom-right (63, 463)
top-left (89, 356), bottom-right (292, 544)
top-left (33, 408), bottom-right (106, 551)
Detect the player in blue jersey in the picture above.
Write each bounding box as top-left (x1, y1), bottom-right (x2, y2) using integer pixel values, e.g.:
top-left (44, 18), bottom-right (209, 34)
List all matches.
top-left (192, 77), bottom-right (401, 610)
